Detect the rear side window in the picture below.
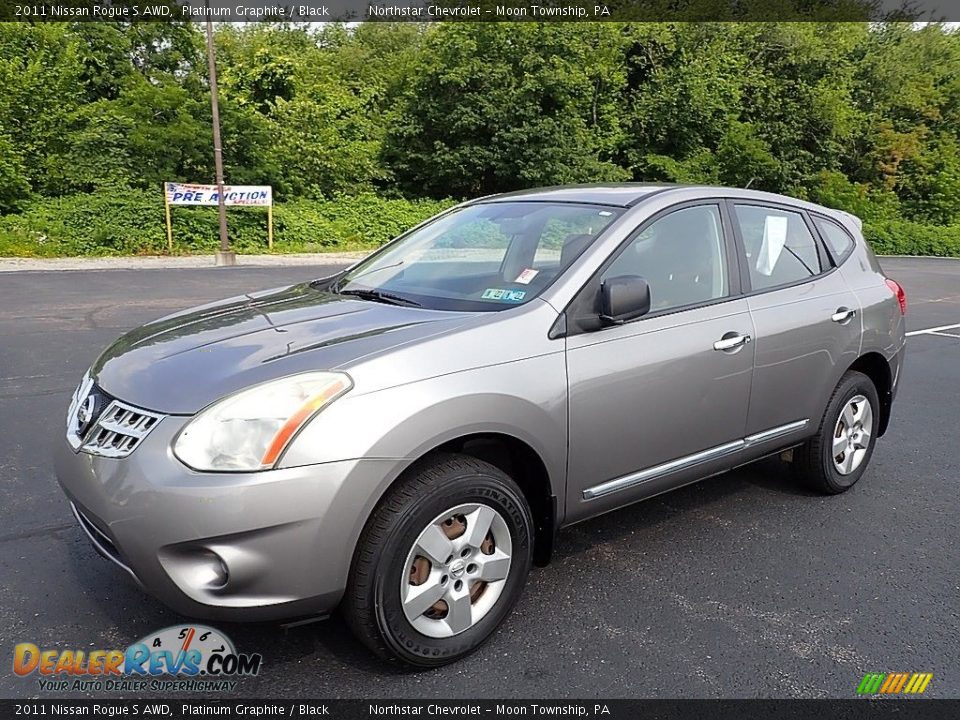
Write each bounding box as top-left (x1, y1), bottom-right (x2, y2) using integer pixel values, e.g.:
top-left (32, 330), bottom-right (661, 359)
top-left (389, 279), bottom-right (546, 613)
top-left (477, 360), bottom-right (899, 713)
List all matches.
top-left (813, 216), bottom-right (855, 261)
top-left (733, 205), bottom-right (822, 291)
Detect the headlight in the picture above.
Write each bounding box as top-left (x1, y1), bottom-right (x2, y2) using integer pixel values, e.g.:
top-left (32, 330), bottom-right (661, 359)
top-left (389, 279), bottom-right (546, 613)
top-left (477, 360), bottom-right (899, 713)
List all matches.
top-left (173, 372), bottom-right (352, 472)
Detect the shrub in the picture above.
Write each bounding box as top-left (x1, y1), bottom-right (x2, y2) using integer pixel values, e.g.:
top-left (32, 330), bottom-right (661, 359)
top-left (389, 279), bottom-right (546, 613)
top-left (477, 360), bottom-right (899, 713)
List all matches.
top-left (862, 220), bottom-right (960, 257)
top-left (0, 191), bottom-right (456, 257)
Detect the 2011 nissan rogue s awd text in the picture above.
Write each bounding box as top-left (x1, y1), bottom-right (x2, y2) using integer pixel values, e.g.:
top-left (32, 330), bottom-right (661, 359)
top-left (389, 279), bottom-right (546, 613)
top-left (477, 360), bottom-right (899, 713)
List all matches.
top-left (55, 184), bottom-right (907, 666)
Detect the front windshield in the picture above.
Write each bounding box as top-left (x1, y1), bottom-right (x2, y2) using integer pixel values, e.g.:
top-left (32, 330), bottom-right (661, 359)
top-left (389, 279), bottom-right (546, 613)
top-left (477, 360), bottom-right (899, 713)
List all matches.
top-left (335, 201), bottom-right (623, 311)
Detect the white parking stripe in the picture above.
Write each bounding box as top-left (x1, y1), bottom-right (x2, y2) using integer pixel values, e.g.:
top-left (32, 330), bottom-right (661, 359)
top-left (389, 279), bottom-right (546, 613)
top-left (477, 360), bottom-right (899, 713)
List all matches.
top-left (905, 322), bottom-right (960, 337)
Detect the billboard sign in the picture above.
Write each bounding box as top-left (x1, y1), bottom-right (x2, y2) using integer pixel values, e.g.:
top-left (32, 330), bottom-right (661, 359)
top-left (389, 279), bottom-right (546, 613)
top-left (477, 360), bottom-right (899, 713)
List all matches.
top-left (165, 183), bottom-right (272, 207)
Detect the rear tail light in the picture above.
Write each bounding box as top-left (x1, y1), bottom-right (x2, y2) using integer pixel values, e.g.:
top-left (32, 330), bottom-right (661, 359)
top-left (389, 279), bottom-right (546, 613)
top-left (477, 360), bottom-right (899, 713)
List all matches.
top-left (885, 278), bottom-right (907, 315)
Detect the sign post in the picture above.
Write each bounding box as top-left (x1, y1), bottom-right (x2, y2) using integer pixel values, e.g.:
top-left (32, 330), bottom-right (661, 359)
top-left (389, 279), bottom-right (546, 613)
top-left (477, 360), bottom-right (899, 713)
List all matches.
top-left (205, 13), bottom-right (232, 265)
top-left (163, 182), bottom-right (173, 251)
top-left (267, 205), bottom-right (273, 250)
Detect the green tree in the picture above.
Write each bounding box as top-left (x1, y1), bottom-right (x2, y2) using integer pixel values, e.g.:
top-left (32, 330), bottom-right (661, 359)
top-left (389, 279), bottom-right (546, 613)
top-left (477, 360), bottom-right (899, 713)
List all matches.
top-left (0, 132), bottom-right (31, 212)
top-left (383, 23), bottom-right (630, 197)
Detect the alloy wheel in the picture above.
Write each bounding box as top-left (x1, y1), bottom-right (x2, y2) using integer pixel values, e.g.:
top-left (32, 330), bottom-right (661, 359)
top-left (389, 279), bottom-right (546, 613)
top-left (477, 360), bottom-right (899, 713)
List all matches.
top-left (400, 503), bottom-right (512, 638)
top-left (832, 394), bottom-right (873, 475)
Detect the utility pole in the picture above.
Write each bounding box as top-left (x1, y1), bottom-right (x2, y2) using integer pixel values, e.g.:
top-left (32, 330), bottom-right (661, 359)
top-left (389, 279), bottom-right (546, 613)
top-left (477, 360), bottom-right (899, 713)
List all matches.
top-left (205, 12), bottom-right (235, 266)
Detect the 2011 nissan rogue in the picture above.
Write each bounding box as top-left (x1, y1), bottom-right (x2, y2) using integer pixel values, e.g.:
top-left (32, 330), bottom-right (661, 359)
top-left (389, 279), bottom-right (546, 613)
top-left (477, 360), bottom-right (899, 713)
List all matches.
top-left (55, 184), bottom-right (907, 666)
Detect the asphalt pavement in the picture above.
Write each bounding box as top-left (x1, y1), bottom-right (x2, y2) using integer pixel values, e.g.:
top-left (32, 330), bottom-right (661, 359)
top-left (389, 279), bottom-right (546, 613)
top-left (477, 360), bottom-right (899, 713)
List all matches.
top-left (0, 257), bottom-right (957, 698)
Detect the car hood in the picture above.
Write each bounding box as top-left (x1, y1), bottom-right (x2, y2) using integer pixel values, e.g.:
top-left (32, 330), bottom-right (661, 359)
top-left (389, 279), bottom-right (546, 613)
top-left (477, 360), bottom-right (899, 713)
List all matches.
top-left (91, 283), bottom-right (473, 414)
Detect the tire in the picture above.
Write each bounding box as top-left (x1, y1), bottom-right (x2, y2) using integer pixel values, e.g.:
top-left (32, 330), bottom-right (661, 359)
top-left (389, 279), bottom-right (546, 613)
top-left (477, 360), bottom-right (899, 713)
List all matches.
top-left (342, 453), bottom-right (534, 667)
top-left (794, 370), bottom-right (880, 494)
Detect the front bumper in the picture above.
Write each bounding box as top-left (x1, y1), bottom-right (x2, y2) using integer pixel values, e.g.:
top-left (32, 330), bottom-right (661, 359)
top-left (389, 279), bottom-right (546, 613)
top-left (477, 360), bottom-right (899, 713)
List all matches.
top-left (54, 415), bottom-right (403, 621)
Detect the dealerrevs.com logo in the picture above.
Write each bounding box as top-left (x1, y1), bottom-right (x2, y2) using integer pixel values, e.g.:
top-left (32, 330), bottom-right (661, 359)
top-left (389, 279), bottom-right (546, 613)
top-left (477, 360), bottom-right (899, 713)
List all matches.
top-left (13, 625), bottom-right (262, 693)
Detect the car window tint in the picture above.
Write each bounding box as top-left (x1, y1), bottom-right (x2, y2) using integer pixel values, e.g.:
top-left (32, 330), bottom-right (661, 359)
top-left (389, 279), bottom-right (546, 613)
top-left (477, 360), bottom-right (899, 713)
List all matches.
top-left (534, 212), bottom-right (614, 269)
top-left (734, 205), bottom-right (822, 290)
top-left (814, 216), bottom-right (855, 260)
top-left (338, 202), bottom-right (622, 312)
top-left (428, 218), bottom-right (511, 255)
top-left (602, 205), bottom-right (728, 312)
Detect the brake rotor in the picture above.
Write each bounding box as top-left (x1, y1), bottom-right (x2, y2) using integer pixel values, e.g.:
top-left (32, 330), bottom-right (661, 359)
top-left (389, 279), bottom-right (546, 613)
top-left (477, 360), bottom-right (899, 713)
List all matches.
top-left (834, 421), bottom-right (846, 463)
top-left (480, 531), bottom-right (495, 555)
top-left (425, 599), bottom-right (449, 619)
top-left (409, 556), bottom-right (430, 586)
top-left (470, 531), bottom-right (497, 602)
top-left (441, 514), bottom-right (467, 540)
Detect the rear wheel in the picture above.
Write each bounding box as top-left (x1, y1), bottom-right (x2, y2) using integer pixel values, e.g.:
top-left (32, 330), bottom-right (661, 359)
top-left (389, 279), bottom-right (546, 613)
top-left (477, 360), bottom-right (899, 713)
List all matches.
top-left (795, 371), bottom-right (880, 494)
top-left (342, 453), bottom-right (534, 667)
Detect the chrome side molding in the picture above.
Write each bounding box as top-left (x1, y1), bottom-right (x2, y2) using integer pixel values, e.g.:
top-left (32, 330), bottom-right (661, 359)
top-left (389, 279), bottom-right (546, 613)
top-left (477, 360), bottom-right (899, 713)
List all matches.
top-left (744, 419), bottom-right (809, 447)
top-left (582, 419), bottom-right (810, 500)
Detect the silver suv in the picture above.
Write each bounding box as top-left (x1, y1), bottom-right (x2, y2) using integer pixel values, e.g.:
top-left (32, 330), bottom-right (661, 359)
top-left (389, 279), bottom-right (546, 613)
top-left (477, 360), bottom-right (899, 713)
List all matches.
top-left (55, 184), bottom-right (906, 666)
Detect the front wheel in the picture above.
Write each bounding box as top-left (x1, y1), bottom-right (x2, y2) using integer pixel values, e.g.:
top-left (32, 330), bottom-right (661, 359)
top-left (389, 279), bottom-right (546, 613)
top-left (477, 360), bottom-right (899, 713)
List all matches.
top-left (342, 453), bottom-right (534, 667)
top-left (794, 370), bottom-right (880, 494)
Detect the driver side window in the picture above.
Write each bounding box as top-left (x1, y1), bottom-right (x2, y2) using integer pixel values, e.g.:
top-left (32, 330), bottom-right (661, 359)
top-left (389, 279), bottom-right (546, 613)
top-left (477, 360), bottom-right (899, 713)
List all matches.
top-left (602, 205), bottom-right (728, 313)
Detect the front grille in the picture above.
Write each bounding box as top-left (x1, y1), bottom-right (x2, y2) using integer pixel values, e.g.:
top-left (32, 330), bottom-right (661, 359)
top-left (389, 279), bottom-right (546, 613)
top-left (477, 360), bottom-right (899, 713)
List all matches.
top-left (67, 376), bottom-right (164, 458)
top-left (81, 400), bottom-right (163, 457)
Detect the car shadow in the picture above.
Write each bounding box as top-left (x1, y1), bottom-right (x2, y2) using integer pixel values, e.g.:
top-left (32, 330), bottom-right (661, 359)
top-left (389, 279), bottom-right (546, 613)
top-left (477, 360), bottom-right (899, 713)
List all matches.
top-left (552, 456), bottom-right (821, 561)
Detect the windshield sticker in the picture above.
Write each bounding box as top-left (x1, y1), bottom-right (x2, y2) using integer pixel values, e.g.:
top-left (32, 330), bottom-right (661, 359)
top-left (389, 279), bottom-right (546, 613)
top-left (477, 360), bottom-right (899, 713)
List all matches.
top-left (514, 268), bottom-right (539, 285)
top-left (482, 288), bottom-right (526, 302)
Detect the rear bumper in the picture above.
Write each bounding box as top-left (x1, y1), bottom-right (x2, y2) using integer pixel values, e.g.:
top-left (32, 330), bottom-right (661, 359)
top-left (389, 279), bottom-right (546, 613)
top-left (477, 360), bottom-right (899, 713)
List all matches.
top-left (54, 416), bottom-right (402, 622)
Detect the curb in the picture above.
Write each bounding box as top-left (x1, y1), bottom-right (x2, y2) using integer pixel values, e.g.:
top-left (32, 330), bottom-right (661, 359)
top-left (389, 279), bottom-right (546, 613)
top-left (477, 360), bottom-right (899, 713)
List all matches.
top-left (878, 254), bottom-right (960, 260)
top-left (0, 252), bottom-right (367, 273)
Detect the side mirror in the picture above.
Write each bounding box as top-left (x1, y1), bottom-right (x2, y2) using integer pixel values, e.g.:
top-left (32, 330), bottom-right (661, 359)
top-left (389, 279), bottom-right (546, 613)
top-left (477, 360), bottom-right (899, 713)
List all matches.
top-left (600, 275), bottom-right (651, 325)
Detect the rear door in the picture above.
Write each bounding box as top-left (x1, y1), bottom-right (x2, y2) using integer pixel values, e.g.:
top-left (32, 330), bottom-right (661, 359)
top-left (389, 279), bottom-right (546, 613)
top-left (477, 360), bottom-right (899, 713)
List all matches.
top-left (728, 201), bottom-right (861, 452)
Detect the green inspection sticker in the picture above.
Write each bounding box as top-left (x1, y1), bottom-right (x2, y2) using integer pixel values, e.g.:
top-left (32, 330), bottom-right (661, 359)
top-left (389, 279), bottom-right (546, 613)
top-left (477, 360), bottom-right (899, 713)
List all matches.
top-left (481, 288), bottom-right (526, 302)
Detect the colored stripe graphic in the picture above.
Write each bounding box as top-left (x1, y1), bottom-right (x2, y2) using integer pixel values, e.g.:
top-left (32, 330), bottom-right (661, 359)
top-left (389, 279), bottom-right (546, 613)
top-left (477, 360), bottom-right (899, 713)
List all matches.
top-left (858, 673), bottom-right (932, 695)
top-left (857, 674), bottom-right (885, 694)
top-left (891, 674), bottom-right (909, 693)
top-left (879, 674), bottom-right (897, 693)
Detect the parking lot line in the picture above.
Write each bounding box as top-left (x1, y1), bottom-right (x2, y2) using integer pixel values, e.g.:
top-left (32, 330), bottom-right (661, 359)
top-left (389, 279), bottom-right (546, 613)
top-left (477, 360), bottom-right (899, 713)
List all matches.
top-left (905, 322), bottom-right (960, 337)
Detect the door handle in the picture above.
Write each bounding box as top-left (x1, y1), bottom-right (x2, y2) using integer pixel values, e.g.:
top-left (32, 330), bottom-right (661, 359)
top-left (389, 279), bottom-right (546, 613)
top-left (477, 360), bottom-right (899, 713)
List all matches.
top-left (831, 307), bottom-right (856, 323)
top-left (713, 333), bottom-right (752, 351)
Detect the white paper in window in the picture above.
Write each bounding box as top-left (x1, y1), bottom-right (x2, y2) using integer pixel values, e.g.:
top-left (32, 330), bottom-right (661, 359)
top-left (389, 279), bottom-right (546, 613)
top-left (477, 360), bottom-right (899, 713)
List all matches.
top-left (756, 215), bottom-right (788, 276)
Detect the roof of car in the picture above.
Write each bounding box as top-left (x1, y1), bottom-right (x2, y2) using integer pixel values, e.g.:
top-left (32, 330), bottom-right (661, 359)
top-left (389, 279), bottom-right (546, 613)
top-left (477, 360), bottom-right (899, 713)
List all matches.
top-left (474, 183), bottom-right (863, 231)
top-left (476, 184), bottom-right (677, 207)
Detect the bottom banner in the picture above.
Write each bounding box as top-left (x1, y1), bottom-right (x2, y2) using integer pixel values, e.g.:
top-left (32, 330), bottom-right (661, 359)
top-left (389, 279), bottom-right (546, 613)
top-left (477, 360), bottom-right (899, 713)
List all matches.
top-left (1, 700), bottom-right (958, 720)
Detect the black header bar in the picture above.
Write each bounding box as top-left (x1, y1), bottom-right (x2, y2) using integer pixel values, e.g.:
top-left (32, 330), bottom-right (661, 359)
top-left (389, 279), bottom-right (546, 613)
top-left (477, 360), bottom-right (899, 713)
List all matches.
top-left (2, 0), bottom-right (959, 22)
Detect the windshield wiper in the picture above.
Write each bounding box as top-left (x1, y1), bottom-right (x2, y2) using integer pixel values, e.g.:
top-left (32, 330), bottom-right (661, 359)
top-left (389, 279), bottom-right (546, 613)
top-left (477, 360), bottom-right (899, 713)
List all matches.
top-left (338, 288), bottom-right (422, 308)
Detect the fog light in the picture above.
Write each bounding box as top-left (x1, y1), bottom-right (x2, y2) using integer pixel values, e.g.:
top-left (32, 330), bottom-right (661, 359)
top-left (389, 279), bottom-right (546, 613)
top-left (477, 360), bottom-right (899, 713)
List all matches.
top-left (185, 549), bottom-right (229, 590)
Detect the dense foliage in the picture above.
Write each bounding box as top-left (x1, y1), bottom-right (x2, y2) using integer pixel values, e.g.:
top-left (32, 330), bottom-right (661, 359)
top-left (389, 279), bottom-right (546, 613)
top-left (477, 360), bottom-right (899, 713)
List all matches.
top-left (1, 22), bottom-right (959, 256)
top-left (0, 191), bottom-right (454, 256)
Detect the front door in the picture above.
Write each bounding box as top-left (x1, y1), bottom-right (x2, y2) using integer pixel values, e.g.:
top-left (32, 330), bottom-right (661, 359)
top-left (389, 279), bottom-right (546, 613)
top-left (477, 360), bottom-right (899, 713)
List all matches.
top-left (564, 203), bottom-right (755, 522)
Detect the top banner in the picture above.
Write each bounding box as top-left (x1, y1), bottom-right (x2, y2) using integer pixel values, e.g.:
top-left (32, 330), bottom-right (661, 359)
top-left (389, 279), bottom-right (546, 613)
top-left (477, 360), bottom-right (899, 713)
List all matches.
top-left (165, 183), bottom-right (272, 207)
top-left (2, 0), bottom-right (957, 22)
